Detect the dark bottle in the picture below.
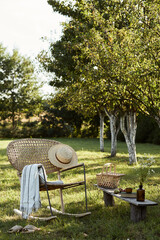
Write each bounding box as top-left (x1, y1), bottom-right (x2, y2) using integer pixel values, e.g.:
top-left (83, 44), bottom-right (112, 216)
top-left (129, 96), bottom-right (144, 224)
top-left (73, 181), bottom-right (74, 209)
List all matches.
top-left (137, 183), bottom-right (145, 201)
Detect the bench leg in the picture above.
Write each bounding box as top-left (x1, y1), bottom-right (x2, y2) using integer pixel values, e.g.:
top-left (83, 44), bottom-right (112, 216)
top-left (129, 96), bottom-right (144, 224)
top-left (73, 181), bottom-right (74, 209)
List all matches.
top-left (130, 204), bottom-right (147, 222)
top-left (103, 192), bottom-right (115, 207)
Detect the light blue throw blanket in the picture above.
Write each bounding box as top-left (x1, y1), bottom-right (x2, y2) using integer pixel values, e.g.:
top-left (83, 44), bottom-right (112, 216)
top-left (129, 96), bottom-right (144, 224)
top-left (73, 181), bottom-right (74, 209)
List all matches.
top-left (20, 164), bottom-right (63, 219)
top-left (20, 164), bottom-right (44, 219)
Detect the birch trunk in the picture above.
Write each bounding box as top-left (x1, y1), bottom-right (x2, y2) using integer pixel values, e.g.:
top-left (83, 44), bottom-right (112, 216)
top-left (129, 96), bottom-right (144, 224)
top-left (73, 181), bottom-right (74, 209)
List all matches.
top-left (99, 112), bottom-right (104, 152)
top-left (104, 109), bottom-right (120, 157)
top-left (120, 112), bottom-right (137, 164)
top-left (110, 115), bottom-right (120, 157)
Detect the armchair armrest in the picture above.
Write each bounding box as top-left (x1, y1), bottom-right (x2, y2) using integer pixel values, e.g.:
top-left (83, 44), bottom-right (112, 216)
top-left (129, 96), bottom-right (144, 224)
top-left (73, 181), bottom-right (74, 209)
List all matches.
top-left (60, 163), bottom-right (84, 173)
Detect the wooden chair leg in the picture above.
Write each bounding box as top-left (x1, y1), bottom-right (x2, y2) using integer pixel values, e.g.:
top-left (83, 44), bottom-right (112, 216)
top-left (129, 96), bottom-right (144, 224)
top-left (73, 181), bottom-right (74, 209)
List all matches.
top-left (58, 171), bottom-right (65, 213)
top-left (83, 164), bottom-right (88, 211)
top-left (54, 167), bottom-right (91, 217)
top-left (14, 209), bottom-right (57, 221)
top-left (60, 189), bottom-right (65, 213)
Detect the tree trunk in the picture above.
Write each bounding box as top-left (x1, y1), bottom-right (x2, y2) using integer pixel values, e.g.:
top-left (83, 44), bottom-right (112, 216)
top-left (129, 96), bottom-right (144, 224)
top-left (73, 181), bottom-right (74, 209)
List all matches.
top-left (99, 112), bottom-right (104, 152)
top-left (104, 109), bottom-right (120, 157)
top-left (109, 115), bottom-right (120, 157)
top-left (155, 116), bottom-right (160, 128)
top-left (11, 92), bottom-right (15, 128)
top-left (120, 112), bottom-right (137, 164)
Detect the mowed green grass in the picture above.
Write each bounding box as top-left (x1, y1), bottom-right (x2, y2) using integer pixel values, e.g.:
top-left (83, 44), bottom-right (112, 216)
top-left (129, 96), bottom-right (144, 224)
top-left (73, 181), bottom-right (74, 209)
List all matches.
top-left (0, 138), bottom-right (160, 240)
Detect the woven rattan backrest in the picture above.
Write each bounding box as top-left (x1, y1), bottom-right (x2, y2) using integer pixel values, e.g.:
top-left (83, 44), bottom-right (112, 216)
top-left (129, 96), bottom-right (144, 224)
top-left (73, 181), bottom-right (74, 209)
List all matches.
top-left (7, 138), bottom-right (61, 175)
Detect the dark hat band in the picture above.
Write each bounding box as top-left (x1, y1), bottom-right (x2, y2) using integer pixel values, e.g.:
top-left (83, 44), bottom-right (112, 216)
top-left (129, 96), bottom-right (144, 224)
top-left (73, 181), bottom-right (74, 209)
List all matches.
top-left (55, 153), bottom-right (71, 165)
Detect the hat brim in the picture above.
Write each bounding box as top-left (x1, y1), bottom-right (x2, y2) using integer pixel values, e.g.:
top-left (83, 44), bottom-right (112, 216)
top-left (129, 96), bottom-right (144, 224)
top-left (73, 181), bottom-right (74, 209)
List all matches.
top-left (48, 144), bottom-right (78, 169)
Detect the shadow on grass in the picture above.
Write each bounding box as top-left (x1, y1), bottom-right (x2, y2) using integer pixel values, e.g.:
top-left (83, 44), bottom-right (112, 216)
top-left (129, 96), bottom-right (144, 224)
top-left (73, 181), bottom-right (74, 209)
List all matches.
top-left (0, 204), bottom-right (129, 240)
top-left (0, 181), bottom-right (20, 191)
top-left (0, 149), bottom-right (7, 156)
top-left (0, 164), bottom-right (13, 171)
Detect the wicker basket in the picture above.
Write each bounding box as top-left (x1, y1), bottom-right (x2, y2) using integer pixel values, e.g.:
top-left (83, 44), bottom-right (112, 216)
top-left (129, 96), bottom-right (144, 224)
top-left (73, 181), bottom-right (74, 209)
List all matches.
top-left (96, 163), bottom-right (125, 189)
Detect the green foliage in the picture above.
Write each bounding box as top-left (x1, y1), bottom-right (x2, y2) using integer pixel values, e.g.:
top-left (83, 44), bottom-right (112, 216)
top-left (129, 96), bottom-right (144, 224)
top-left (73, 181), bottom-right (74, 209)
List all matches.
top-left (137, 154), bottom-right (155, 184)
top-left (0, 43), bottom-right (42, 128)
top-left (136, 114), bottom-right (160, 144)
top-left (46, 0), bottom-right (160, 126)
top-left (81, 115), bottom-right (100, 138)
top-left (40, 95), bottom-right (84, 137)
top-left (1, 107), bottom-right (159, 143)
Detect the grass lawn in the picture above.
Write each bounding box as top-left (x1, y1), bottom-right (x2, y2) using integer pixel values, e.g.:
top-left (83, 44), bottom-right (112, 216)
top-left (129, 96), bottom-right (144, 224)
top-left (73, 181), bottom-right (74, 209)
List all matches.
top-left (0, 138), bottom-right (160, 240)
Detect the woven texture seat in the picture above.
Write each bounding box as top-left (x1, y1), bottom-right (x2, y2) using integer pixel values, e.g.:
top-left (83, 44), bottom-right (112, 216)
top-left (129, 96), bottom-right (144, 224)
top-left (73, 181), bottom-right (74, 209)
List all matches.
top-left (7, 138), bottom-right (90, 219)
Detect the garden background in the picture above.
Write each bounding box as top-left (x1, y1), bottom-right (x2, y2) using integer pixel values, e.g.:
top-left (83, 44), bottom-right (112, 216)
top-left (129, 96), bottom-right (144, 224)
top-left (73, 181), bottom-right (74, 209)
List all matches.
top-left (0, 0), bottom-right (160, 239)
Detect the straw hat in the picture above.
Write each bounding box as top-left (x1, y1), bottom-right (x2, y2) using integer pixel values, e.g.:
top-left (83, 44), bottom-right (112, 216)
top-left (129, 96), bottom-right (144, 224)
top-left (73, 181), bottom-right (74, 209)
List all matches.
top-left (48, 144), bottom-right (78, 169)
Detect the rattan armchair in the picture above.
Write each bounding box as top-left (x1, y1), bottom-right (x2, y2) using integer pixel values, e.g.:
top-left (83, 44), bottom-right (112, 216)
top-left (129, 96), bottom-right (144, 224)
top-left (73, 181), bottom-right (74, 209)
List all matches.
top-left (7, 138), bottom-right (91, 220)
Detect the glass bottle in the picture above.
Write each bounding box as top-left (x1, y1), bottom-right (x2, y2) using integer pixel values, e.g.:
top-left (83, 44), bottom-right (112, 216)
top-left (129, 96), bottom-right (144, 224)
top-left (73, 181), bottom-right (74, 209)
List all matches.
top-left (137, 183), bottom-right (145, 201)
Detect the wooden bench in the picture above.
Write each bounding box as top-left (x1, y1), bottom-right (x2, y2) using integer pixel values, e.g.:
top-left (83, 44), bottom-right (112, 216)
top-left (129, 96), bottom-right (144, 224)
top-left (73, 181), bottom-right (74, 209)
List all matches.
top-left (95, 185), bottom-right (158, 223)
